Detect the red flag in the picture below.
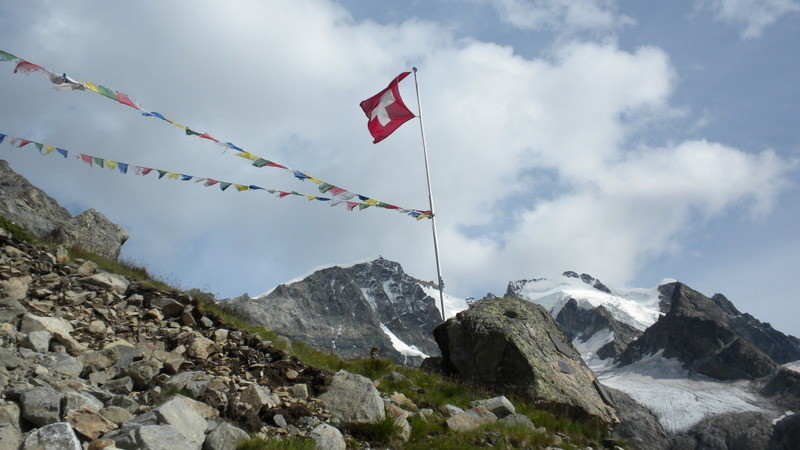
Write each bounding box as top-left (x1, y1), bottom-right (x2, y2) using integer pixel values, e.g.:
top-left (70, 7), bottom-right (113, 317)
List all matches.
top-left (360, 72), bottom-right (415, 143)
top-left (13, 60), bottom-right (44, 74)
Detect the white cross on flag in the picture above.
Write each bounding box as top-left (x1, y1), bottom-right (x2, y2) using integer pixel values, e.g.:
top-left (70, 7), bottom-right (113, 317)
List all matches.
top-left (360, 72), bottom-right (416, 143)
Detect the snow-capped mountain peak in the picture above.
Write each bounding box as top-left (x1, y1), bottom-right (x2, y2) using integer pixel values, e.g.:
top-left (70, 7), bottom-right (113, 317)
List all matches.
top-left (507, 271), bottom-right (675, 332)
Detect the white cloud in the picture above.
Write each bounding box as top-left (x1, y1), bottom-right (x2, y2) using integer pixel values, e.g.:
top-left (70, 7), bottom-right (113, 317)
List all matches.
top-left (0, 0), bottom-right (792, 305)
top-left (697, 0), bottom-right (800, 38)
top-left (479, 0), bottom-right (633, 33)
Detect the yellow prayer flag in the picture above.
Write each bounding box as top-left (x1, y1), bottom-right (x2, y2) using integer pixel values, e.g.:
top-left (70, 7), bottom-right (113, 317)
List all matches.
top-left (82, 82), bottom-right (101, 94)
top-left (167, 172), bottom-right (180, 179)
top-left (308, 177), bottom-right (322, 184)
top-left (305, 195), bottom-right (316, 200)
top-left (235, 184), bottom-right (250, 191)
top-left (235, 152), bottom-right (259, 161)
top-left (365, 199), bottom-right (380, 205)
top-left (42, 145), bottom-right (55, 155)
top-left (105, 160), bottom-right (117, 169)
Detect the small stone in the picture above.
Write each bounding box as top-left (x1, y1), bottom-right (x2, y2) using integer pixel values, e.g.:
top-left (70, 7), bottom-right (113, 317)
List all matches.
top-left (22, 422), bottom-right (81, 450)
top-left (446, 406), bottom-right (497, 432)
top-left (291, 383), bottom-right (309, 400)
top-left (188, 336), bottom-right (216, 359)
top-left (443, 404), bottom-right (464, 417)
top-left (469, 395), bottom-right (516, 419)
top-left (87, 438), bottom-right (116, 450)
top-left (501, 413), bottom-right (537, 431)
top-left (285, 369), bottom-right (299, 380)
top-left (203, 421), bottom-right (249, 450)
top-left (65, 409), bottom-right (118, 440)
top-left (239, 384), bottom-right (279, 412)
top-left (76, 260), bottom-right (98, 276)
top-left (389, 392), bottom-right (417, 410)
top-left (21, 330), bottom-right (52, 353)
top-left (154, 350), bottom-right (185, 374)
top-left (213, 328), bottom-right (229, 343)
top-left (87, 320), bottom-right (107, 335)
top-left (99, 405), bottom-right (133, 425)
top-left (20, 387), bottom-right (63, 427)
top-left (84, 272), bottom-right (129, 294)
top-left (310, 423), bottom-right (346, 450)
top-left (200, 316), bottom-right (214, 328)
top-left (55, 245), bottom-right (69, 263)
top-left (273, 413), bottom-right (288, 428)
top-left (105, 376), bottom-right (134, 395)
top-left (150, 297), bottom-right (184, 317)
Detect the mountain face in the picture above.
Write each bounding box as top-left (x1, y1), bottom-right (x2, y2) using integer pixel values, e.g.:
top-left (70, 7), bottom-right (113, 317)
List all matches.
top-left (506, 271), bottom-right (674, 361)
top-left (218, 257), bottom-right (460, 365)
top-left (618, 283), bottom-right (781, 381)
top-left (710, 293), bottom-right (800, 364)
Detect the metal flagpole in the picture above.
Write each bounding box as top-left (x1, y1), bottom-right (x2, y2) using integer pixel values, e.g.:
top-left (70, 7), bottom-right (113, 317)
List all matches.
top-left (411, 67), bottom-right (446, 322)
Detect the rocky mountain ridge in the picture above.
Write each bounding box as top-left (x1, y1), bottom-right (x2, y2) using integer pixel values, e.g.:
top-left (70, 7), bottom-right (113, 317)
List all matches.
top-left (218, 257), bottom-right (455, 366)
top-left (0, 160), bottom-right (128, 260)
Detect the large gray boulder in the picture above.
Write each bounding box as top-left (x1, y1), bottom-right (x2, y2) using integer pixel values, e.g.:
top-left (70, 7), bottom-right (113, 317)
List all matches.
top-left (50, 208), bottom-right (128, 260)
top-left (318, 370), bottom-right (385, 425)
top-left (432, 296), bottom-right (617, 424)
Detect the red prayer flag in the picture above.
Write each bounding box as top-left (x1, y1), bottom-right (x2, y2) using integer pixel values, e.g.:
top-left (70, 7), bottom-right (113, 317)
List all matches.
top-left (360, 72), bottom-right (415, 143)
top-left (13, 60), bottom-right (44, 74)
top-left (115, 92), bottom-right (138, 109)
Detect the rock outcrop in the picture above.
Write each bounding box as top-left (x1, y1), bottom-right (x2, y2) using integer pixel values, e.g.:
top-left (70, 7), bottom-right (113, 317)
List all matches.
top-left (431, 296), bottom-right (617, 424)
top-left (668, 411), bottom-right (775, 450)
top-left (0, 228), bottom-right (340, 448)
top-left (603, 386), bottom-right (669, 450)
top-left (618, 283), bottom-right (779, 381)
top-left (554, 298), bottom-right (643, 360)
top-left (0, 160), bottom-right (128, 259)
top-left (49, 209), bottom-right (128, 260)
top-left (218, 257), bottom-right (443, 365)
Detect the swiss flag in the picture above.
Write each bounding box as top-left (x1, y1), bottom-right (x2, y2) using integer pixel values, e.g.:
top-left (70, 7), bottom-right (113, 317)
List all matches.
top-left (360, 72), bottom-right (416, 143)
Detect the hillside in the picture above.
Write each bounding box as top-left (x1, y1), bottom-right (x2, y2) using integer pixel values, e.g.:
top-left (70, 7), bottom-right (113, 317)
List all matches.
top-left (0, 216), bottom-right (623, 449)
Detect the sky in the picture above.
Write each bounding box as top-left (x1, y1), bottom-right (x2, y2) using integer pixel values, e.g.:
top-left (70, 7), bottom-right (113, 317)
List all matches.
top-left (1, 1), bottom-right (798, 337)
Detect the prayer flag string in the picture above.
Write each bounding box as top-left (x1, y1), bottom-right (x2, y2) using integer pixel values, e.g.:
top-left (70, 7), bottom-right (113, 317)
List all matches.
top-left (0, 50), bottom-right (432, 220)
top-left (0, 132), bottom-right (433, 219)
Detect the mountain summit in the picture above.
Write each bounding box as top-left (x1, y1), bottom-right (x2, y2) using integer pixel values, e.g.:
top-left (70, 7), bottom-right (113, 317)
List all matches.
top-left (219, 257), bottom-right (466, 365)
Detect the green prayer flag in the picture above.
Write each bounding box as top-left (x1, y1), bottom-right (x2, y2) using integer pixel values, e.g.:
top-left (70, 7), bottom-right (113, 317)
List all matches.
top-left (359, 204), bottom-right (371, 210)
top-left (97, 85), bottom-right (117, 100)
top-left (220, 182), bottom-right (232, 191)
top-left (0, 50), bottom-right (18, 61)
top-left (157, 170), bottom-right (167, 179)
top-left (252, 158), bottom-right (269, 168)
top-left (93, 157), bottom-right (104, 168)
top-left (318, 183), bottom-right (334, 193)
top-left (185, 128), bottom-right (199, 136)
top-left (34, 143), bottom-right (43, 152)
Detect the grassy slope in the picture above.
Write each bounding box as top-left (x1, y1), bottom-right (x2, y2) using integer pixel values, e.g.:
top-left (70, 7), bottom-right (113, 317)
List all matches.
top-left (1, 215), bottom-right (624, 449)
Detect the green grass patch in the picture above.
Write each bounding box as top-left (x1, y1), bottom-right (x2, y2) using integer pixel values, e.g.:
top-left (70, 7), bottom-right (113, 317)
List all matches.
top-left (342, 415), bottom-right (401, 447)
top-left (404, 415), bottom-right (557, 450)
top-left (236, 435), bottom-right (315, 450)
top-left (0, 215), bottom-right (38, 244)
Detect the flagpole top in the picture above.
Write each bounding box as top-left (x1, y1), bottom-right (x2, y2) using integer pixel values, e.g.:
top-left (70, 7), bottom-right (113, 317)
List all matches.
top-left (413, 67), bottom-right (418, 72)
